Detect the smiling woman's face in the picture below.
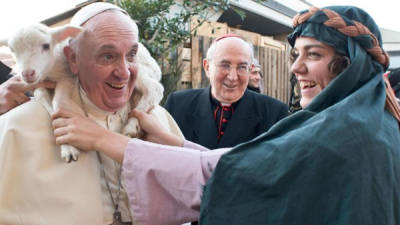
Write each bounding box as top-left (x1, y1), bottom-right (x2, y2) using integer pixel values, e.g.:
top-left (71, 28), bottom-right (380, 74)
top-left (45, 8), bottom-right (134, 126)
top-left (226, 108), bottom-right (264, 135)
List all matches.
top-left (291, 36), bottom-right (338, 108)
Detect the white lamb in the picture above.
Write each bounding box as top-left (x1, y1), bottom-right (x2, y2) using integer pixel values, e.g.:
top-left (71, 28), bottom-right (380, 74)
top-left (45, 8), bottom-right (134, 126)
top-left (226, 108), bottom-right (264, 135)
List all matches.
top-left (122, 42), bottom-right (164, 137)
top-left (0, 23), bottom-right (164, 162)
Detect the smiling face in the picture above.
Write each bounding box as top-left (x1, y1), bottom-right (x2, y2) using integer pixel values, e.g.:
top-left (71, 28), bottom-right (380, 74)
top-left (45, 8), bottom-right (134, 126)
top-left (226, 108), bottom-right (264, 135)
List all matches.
top-left (68, 11), bottom-right (138, 112)
top-left (291, 36), bottom-right (338, 108)
top-left (203, 37), bottom-right (252, 104)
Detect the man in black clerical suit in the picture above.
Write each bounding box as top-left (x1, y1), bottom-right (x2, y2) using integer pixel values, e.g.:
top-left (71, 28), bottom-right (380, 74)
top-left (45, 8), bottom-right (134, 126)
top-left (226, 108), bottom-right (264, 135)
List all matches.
top-left (165, 34), bottom-right (289, 150)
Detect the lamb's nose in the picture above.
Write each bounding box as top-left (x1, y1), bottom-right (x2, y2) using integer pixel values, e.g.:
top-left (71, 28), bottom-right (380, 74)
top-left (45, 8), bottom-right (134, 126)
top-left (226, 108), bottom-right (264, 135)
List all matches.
top-left (22, 70), bottom-right (35, 78)
top-left (22, 70), bottom-right (36, 82)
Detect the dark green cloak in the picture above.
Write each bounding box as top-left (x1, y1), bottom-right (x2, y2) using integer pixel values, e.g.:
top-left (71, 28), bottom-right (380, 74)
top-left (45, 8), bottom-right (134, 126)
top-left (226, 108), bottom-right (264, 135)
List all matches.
top-left (200, 6), bottom-right (400, 225)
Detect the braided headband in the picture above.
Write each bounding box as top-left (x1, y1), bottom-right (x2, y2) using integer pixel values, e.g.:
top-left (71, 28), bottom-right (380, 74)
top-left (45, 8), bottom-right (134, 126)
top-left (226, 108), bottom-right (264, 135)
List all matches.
top-left (292, 7), bottom-right (389, 68)
top-left (293, 7), bottom-right (400, 124)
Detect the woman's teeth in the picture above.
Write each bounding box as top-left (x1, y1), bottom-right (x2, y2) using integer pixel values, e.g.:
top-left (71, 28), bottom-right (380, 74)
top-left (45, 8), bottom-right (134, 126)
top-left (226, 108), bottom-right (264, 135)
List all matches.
top-left (300, 81), bottom-right (316, 89)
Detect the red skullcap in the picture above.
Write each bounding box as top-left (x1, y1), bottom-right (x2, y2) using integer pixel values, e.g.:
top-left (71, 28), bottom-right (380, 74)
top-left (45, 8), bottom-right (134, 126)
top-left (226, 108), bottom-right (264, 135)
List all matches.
top-left (214, 33), bottom-right (243, 42)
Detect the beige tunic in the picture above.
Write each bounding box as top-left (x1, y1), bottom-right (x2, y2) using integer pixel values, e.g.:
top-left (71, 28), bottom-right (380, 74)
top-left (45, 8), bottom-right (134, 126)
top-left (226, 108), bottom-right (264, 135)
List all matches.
top-left (0, 80), bottom-right (183, 225)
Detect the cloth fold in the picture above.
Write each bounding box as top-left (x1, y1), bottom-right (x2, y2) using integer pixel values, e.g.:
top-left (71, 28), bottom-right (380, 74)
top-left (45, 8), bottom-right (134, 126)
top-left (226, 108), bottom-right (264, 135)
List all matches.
top-left (200, 6), bottom-right (400, 225)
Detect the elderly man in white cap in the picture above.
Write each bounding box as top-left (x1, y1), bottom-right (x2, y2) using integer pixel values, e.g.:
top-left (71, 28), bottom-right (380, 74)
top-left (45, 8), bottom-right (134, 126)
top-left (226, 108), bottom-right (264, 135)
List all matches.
top-left (0, 2), bottom-right (182, 225)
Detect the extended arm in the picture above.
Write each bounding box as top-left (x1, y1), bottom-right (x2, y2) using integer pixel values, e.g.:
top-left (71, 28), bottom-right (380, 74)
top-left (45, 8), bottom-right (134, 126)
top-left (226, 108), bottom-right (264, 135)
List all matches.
top-left (52, 108), bottom-right (188, 163)
top-left (52, 107), bottom-right (231, 225)
top-left (123, 138), bottom-right (230, 225)
top-left (0, 76), bottom-right (55, 115)
top-left (52, 108), bottom-right (129, 163)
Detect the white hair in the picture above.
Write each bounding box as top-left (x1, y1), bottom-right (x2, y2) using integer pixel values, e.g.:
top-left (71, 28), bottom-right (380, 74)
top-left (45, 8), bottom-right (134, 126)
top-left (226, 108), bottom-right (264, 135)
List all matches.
top-left (206, 37), bottom-right (255, 63)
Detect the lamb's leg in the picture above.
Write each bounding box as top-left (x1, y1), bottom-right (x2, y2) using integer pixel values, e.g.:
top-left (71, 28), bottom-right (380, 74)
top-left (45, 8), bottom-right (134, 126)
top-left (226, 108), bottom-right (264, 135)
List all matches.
top-left (33, 87), bottom-right (53, 114)
top-left (122, 111), bottom-right (142, 138)
top-left (34, 86), bottom-right (79, 162)
top-left (53, 78), bottom-right (81, 163)
top-left (60, 145), bottom-right (80, 163)
top-left (121, 89), bottom-right (142, 138)
top-left (122, 74), bottom-right (164, 138)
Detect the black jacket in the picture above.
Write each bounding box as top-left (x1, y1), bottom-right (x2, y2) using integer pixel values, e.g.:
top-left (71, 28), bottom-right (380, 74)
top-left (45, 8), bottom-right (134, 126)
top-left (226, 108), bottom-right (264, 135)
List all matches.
top-left (164, 87), bottom-right (289, 149)
top-left (247, 86), bottom-right (260, 93)
top-left (0, 61), bottom-right (12, 84)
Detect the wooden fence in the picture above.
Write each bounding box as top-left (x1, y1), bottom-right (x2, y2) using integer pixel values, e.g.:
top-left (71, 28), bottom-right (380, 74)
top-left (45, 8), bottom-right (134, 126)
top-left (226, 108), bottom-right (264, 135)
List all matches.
top-left (256, 43), bottom-right (291, 103)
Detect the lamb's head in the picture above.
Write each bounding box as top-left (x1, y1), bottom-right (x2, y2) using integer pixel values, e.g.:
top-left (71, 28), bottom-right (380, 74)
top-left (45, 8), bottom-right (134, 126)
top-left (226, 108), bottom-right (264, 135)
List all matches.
top-left (0, 23), bottom-right (82, 84)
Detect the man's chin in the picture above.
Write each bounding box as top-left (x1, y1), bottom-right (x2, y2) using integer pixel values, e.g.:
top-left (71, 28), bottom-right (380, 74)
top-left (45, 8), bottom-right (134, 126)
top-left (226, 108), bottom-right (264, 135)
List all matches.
top-left (100, 101), bottom-right (129, 112)
top-left (220, 94), bottom-right (242, 104)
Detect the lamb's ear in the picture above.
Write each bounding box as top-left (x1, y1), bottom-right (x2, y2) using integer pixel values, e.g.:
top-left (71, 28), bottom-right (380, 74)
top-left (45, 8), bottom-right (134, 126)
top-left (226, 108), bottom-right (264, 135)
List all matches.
top-left (0, 38), bottom-right (8, 47)
top-left (51, 25), bottom-right (83, 44)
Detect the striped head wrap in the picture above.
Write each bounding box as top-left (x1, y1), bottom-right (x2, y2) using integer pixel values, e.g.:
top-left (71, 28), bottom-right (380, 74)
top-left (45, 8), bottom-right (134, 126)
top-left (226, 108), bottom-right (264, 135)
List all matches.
top-left (291, 7), bottom-right (389, 68)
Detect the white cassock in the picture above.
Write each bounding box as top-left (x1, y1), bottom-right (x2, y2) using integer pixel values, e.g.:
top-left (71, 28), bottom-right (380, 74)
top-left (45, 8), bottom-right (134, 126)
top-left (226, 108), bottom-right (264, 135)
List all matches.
top-left (0, 78), bottom-right (183, 225)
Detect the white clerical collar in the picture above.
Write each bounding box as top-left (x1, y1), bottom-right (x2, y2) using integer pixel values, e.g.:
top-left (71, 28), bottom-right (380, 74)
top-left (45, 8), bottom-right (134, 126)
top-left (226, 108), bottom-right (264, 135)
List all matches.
top-left (220, 102), bottom-right (231, 106)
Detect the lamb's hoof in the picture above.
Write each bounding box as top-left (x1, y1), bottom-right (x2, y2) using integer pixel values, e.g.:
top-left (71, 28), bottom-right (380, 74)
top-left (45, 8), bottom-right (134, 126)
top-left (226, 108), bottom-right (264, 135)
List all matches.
top-left (122, 124), bottom-right (141, 138)
top-left (61, 146), bottom-right (80, 163)
top-left (136, 129), bottom-right (145, 139)
top-left (122, 122), bottom-right (143, 138)
top-left (63, 153), bottom-right (79, 163)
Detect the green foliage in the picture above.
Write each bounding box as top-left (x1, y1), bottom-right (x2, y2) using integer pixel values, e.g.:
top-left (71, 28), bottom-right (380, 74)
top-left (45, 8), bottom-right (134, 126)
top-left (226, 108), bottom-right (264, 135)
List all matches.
top-left (113, 0), bottom-right (247, 99)
top-left (113, 0), bottom-right (232, 74)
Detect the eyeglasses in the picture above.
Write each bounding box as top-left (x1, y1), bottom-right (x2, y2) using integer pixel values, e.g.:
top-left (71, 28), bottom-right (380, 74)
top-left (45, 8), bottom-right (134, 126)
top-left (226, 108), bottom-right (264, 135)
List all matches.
top-left (214, 63), bottom-right (250, 76)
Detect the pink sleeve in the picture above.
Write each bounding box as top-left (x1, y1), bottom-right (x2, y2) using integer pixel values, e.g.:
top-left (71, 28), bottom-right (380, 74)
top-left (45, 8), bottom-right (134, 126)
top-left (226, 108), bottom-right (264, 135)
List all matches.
top-left (183, 139), bottom-right (210, 151)
top-left (122, 138), bottom-right (230, 225)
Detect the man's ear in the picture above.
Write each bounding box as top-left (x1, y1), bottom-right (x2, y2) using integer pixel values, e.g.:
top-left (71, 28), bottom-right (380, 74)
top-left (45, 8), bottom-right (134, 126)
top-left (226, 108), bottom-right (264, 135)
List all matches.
top-left (63, 45), bottom-right (78, 76)
top-left (250, 63), bottom-right (255, 71)
top-left (203, 58), bottom-right (210, 78)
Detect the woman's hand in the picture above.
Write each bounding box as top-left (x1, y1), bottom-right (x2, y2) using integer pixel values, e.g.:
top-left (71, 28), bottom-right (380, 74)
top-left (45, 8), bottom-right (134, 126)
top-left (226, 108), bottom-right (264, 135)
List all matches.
top-left (0, 76), bottom-right (56, 115)
top-left (52, 108), bottom-right (129, 163)
top-left (130, 108), bottom-right (184, 147)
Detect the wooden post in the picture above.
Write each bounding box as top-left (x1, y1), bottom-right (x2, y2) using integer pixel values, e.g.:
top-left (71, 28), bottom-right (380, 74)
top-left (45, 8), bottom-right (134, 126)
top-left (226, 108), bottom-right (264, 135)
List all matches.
top-left (191, 35), bottom-right (202, 89)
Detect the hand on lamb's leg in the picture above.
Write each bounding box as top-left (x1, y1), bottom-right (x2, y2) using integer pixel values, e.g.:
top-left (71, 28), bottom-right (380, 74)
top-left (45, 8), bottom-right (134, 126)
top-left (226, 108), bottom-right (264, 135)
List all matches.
top-left (122, 116), bottom-right (144, 138)
top-left (52, 108), bottom-right (129, 164)
top-left (123, 50), bottom-right (163, 138)
top-left (53, 106), bottom-right (107, 163)
top-left (128, 108), bottom-right (184, 146)
top-left (124, 79), bottom-right (163, 139)
top-left (60, 144), bottom-right (80, 163)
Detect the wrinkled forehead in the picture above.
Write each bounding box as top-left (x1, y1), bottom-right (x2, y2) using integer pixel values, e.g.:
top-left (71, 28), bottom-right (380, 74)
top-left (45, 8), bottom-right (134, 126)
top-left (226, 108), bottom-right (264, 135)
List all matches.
top-left (82, 10), bottom-right (138, 40)
top-left (214, 38), bottom-right (252, 62)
